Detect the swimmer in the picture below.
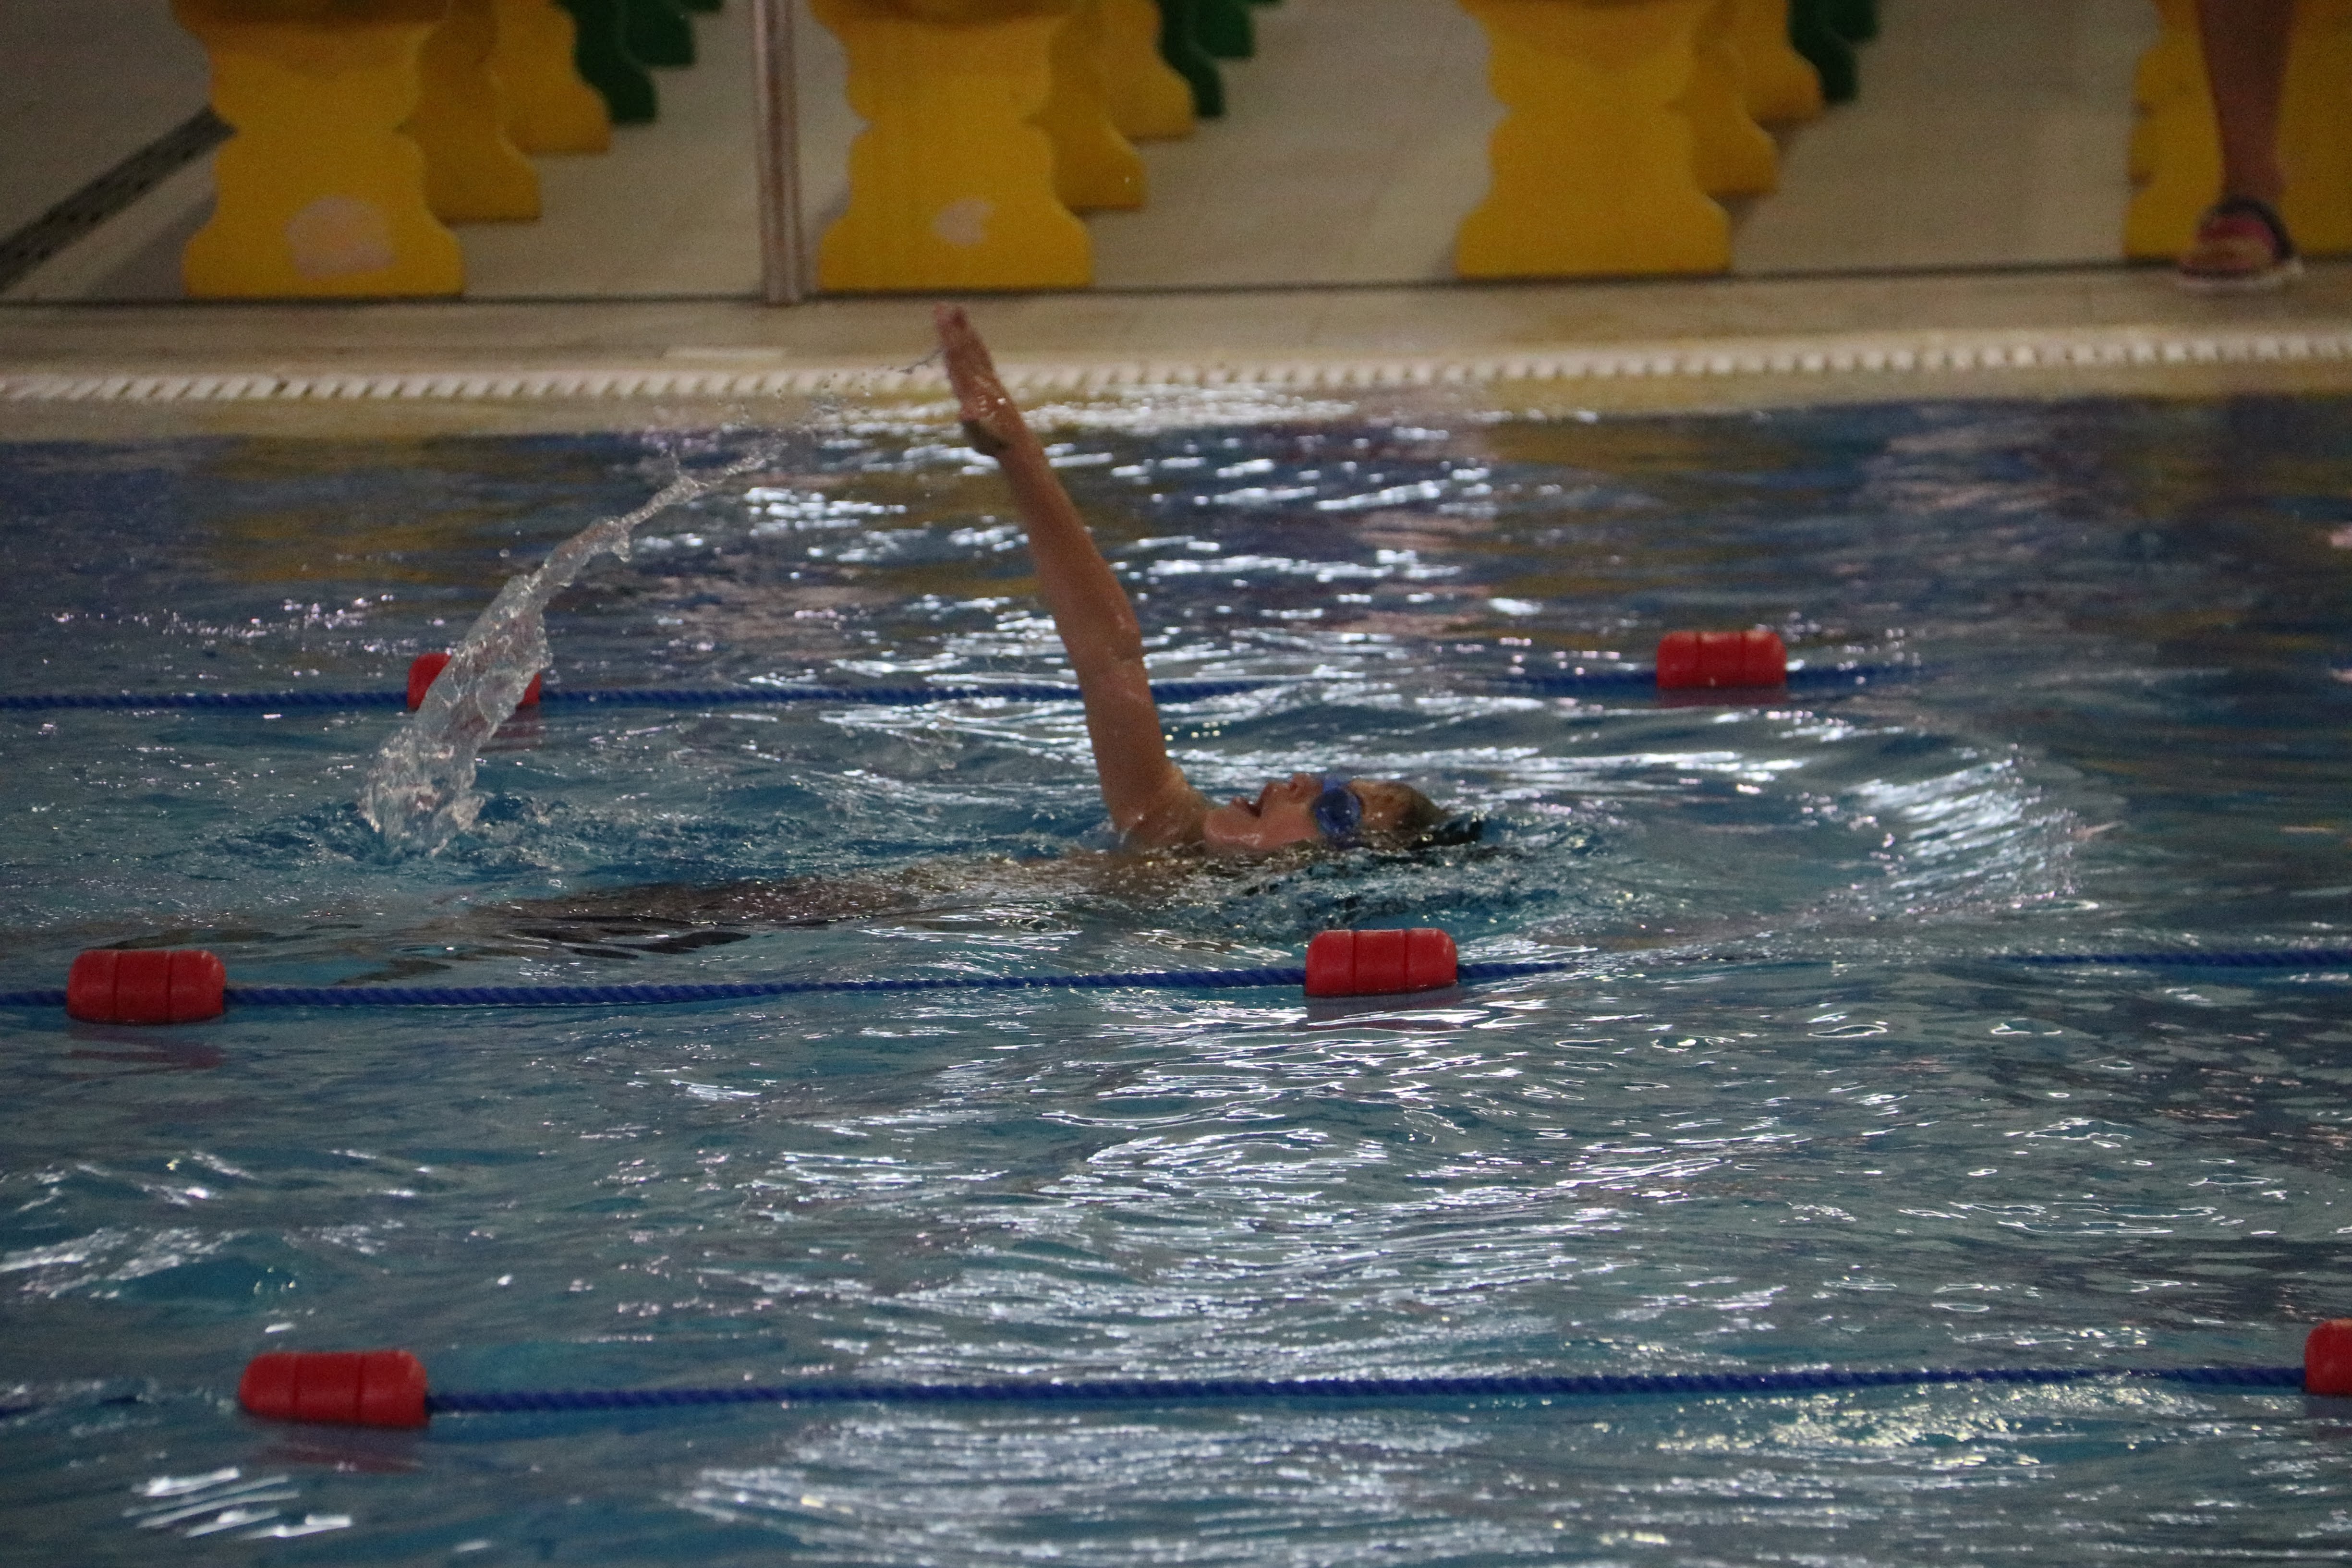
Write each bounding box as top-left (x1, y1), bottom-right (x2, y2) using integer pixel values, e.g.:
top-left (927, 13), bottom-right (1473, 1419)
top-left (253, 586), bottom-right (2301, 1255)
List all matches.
top-left (332, 309), bottom-right (1467, 974)
top-left (936, 304), bottom-right (1449, 855)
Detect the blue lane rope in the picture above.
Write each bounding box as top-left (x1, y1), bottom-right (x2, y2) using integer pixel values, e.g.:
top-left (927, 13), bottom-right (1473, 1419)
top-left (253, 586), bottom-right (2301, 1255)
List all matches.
top-left (2009, 948), bottom-right (2352, 969)
top-left (1, 952), bottom-right (2344, 1018)
top-left (0, 689), bottom-right (409, 712)
top-left (0, 666), bottom-right (1914, 715)
top-left (1496, 663), bottom-right (1905, 696)
top-left (535, 681), bottom-right (1281, 708)
top-left (0, 968), bottom-right (1313, 1014)
top-left (0, 680), bottom-right (1274, 714)
top-left (424, 1362), bottom-right (2304, 1416)
top-left (213, 965), bottom-right (1317, 1009)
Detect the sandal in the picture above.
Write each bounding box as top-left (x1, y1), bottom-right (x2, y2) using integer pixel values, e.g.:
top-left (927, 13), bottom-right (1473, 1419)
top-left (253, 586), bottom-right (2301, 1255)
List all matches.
top-left (2176, 196), bottom-right (2302, 292)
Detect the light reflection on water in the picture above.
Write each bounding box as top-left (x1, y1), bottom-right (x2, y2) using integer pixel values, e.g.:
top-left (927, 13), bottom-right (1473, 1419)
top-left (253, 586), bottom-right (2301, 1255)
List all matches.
top-left (2, 396), bottom-right (2351, 1562)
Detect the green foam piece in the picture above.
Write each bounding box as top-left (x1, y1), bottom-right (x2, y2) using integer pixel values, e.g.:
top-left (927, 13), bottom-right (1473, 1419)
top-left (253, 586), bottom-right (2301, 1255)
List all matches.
top-left (557, 0), bottom-right (658, 123)
top-left (1196, 0), bottom-right (1252, 58)
top-left (625, 0), bottom-right (695, 67)
top-left (1156, 0), bottom-right (1224, 118)
top-left (1789, 0), bottom-right (1857, 104)
top-left (1824, 0), bottom-right (1876, 43)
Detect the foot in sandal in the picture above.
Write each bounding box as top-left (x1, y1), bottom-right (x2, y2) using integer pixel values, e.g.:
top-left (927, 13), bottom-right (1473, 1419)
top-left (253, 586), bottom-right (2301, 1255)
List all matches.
top-left (2176, 196), bottom-right (2302, 292)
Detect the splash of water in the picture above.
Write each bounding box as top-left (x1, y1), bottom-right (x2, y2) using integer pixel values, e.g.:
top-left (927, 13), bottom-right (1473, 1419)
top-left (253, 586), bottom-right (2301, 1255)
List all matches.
top-left (361, 453), bottom-right (769, 853)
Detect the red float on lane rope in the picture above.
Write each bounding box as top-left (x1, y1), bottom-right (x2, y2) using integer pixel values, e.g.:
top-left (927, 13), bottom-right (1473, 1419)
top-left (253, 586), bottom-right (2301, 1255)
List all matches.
top-left (65, 949), bottom-right (119, 1022)
top-left (240, 1349), bottom-right (430, 1429)
top-left (1304, 928), bottom-right (1458, 998)
top-left (1655, 630), bottom-right (1787, 691)
top-left (65, 949), bottom-right (225, 1024)
top-left (407, 653), bottom-right (541, 711)
top-left (2308, 1319), bottom-right (2352, 1396)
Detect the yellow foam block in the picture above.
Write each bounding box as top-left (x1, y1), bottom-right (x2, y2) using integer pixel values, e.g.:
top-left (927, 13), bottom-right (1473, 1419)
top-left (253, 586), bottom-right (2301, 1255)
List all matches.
top-left (2280, 0), bottom-right (2352, 256)
top-left (1037, 0), bottom-right (1146, 209)
top-left (175, 0), bottom-right (463, 298)
top-left (1456, 0), bottom-right (1731, 279)
top-left (490, 0), bottom-right (610, 153)
top-left (1726, 0), bottom-right (1819, 124)
top-left (813, 0), bottom-right (1091, 292)
top-left (1685, 0), bottom-right (1776, 195)
top-left (1100, 0), bottom-right (1193, 140)
top-left (409, 0), bottom-right (541, 219)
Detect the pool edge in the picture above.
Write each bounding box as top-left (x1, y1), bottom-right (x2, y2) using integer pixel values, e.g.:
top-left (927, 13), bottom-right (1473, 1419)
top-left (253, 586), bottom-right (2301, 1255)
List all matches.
top-left (8, 266), bottom-right (2352, 437)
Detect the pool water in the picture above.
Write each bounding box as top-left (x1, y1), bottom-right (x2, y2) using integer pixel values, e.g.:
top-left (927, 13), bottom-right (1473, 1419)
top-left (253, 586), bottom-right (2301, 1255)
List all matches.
top-left (4, 394), bottom-right (2352, 1564)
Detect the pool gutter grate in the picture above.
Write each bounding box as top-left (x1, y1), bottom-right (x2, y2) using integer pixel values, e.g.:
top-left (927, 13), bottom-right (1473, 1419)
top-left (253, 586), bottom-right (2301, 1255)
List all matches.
top-left (5, 325), bottom-right (2351, 406)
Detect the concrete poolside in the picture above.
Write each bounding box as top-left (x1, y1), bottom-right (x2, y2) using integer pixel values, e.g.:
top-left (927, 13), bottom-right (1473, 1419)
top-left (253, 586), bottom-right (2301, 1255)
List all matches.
top-left (3, 261), bottom-right (2350, 440)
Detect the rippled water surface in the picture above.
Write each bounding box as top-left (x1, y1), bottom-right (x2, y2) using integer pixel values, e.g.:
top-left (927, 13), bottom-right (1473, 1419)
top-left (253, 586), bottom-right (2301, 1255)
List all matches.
top-left (4, 395), bottom-right (2352, 1564)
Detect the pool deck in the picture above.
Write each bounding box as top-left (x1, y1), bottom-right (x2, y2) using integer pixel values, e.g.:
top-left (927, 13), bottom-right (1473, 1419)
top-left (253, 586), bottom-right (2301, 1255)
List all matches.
top-left (3, 263), bottom-right (2350, 438)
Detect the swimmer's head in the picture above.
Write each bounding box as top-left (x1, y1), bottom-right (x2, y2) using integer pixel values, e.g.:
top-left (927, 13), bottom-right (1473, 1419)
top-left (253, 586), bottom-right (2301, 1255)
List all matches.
top-left (1200, 773), bottom-right (1457, 855)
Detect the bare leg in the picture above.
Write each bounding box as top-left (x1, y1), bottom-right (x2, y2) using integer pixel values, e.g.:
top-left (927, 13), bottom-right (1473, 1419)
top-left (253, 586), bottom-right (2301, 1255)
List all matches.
top-left (2180, 0), bottom-right (2298, 284)
top-left (2197, 0), bottom-right (2292, 205)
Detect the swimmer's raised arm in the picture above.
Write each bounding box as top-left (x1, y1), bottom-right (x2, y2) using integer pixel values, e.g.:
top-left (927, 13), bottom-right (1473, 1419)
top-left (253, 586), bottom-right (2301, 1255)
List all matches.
top-left (937, 304), bottom-right (1210, 848)
top-left (936, 307), bottom-right (1451, 855)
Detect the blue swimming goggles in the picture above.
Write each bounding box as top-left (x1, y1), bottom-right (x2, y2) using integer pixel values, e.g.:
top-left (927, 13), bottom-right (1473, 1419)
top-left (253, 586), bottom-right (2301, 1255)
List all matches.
top-left (1312, 775), bottom-right (1362, 848)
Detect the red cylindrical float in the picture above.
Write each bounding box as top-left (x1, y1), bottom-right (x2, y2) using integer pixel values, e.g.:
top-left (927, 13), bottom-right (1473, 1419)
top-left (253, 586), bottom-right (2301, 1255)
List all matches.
top-left (290, 1351), bottom-right (367, 1424)
top-left (240, 1349), bottom-right (430, 1429)
top-left (169, 949), bottom-right (227, 1022)
top-left (236, 1347), bottom-right (298, 1418)
top-left (1655, 629), bottom-right (1787, 690)
top-left (2308, 1318), bottom-right (2352, 1396)
top-left (1405, 929), bottom-right (1456, 991)
top-left (405, 653), bottom-right (449, 710)
top-left (356, 1349), bottom-right (432, 1427)
top-left (111, 951), bottom-right (174, 1024)
top-left (65, 948), bottom-right (226, 1024)
top-left (407, 652), bottom-right (539, 711)
top-left (1737, 629), bottom-right (1788, 687)
top-left (1356, 929), bottom-right (1409, 992)
top-left (1304, 928), bottom-right (1458, 998)
top-left (65, 949), bottom-right (119, 1022)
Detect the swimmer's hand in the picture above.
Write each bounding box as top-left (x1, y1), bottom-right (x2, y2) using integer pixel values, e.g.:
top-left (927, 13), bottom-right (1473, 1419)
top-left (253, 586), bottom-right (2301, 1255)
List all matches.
top-left (936, 303), bottom-right (1028, 461)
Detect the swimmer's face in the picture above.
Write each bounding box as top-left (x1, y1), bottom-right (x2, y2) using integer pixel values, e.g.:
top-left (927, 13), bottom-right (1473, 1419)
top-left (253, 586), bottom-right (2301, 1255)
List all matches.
top-left (1202, 772), bottom-right (1329, 853)
top-left (1200, 775), bottom-right (1422, 855)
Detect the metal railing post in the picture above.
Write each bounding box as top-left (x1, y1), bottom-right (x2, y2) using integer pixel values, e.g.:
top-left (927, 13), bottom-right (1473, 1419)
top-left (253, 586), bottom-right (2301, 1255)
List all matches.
top-left (750, 0), bottom-right (806, 304)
